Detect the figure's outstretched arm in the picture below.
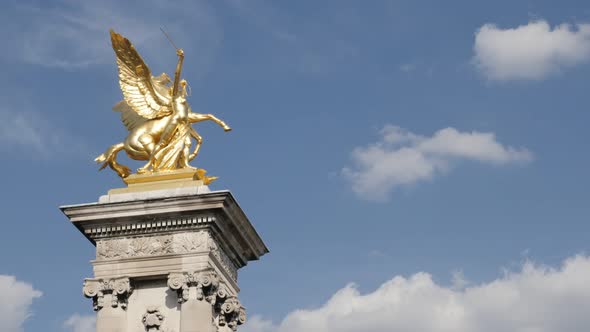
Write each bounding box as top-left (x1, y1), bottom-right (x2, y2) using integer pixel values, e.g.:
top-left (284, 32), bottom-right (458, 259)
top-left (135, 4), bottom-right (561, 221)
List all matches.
top-left (172, 49), bottom-right (184, 97)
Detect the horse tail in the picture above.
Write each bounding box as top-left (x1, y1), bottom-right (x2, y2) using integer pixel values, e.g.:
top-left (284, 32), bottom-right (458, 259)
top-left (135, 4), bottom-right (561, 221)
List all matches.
top-left (95, 143), bottom-right (132, 178)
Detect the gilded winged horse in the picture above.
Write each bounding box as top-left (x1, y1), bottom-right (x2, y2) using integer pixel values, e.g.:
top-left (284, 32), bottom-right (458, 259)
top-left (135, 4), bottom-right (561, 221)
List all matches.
top-left (95, 30), bottom-right (231, 179)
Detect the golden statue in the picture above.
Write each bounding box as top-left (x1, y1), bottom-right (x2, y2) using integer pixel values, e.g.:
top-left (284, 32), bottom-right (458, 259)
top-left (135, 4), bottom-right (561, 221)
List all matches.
top-left (96, 30), bottom-right (231, 183)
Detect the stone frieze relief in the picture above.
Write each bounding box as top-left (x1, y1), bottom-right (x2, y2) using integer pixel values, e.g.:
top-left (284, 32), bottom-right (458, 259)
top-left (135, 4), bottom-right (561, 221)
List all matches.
top-left (96, 231), bottom-right (237, 280)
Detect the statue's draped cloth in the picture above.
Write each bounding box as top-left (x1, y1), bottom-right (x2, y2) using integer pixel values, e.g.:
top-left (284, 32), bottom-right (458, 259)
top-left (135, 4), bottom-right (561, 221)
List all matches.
top-left (152, 123), bottom-right (191, 171)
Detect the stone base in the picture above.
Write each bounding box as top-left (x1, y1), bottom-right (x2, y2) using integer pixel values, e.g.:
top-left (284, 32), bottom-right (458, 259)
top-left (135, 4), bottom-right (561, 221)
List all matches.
top-left (61, 188), bottom-right (267, 332)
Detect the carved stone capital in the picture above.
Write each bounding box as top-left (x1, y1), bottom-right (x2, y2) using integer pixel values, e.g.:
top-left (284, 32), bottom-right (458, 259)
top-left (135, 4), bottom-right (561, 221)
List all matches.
top-left (167, 271), bottom-right (220, 304)
top-left (216, 296), bottom-right (246, 331)
top-left (83, 277), bottom-right (132, 311)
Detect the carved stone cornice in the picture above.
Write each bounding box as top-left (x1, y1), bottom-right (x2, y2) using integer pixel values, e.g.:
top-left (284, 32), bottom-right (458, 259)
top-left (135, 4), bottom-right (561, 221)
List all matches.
top-left (83, 277), bottom-right (132, 311)
top-left (60, 191), bottom-right (269, 266)
top-left (84, 215), bottom-right (216, 240)
top-left (167, 271), bottom-right (220, 304)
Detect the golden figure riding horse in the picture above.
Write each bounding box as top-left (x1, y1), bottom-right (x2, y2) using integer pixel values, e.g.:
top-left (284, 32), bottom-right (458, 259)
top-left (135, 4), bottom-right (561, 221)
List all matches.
top-left (96, 30), bottom-right (230, 179)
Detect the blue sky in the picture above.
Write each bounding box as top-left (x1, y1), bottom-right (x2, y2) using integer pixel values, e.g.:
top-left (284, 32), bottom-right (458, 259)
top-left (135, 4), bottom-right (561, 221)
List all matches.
top-left (1, 1), bottom-right (590, 331)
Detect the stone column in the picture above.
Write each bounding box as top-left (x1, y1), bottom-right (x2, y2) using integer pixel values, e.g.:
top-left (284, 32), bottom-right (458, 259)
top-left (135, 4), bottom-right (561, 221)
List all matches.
top-left (168, 271), bottom-right (218, 332)
top-left (62, 183), bottom-right (268, 332)
top-left (83, 278), bottom-right (132, 332)
top-left (167, 271), bottom-right (246, 332)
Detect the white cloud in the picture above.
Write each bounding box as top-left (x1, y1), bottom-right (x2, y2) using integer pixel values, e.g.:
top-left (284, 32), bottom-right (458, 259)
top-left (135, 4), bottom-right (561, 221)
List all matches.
top-left (242, 255), bottom-right (590, 332)
top-left (64, 314), bottom-right (95, 332)
top-left (241, 315), bottom-right (276, 332)
top-left (473, 20), bottom-right (590, 80)
top-left (0, 275), bottom-right (42, 332)
top-left (451, 270), bottom-right (470, 291)
top-left (342, 125), bottom-right (531, 200)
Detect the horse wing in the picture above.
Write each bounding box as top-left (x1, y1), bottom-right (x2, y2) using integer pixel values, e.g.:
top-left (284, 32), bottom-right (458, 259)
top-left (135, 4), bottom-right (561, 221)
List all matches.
top-left (110, 29), bottom-right (173, 120)
top-left (113, 100), bottom-right (148, 132)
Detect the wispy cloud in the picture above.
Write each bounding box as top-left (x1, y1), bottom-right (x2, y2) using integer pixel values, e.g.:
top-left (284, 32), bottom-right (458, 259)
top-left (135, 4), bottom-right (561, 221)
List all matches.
top-left (0, 104), bottom-right (87, 159)
top-left (0, 0), bottom-right (222, 73)
top-left (343, 125), bottom-right (532, 201)
top-left (399, 63), bottom-right (416, 73)
top-left (0, 111), bottom-right (46, 152)
top-left (473, 20), bottom-right (590, 81)
top-left (368, 249), bottom-right (389, 259)
top-left (242, 255), bottom-right (590, 332)
top-left (0, 275), bottom-right (42, 332)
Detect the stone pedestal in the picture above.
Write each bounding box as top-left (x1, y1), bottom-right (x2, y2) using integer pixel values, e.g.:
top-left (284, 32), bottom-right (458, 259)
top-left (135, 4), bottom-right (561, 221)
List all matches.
top-left (61, 180), bottom-right (268, 332)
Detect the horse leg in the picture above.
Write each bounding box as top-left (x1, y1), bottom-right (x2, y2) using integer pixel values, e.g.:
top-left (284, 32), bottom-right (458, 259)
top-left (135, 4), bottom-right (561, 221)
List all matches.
top-left (95, 143), bottom-right (132, 178)
top-left (180, 135), bottom-right (197, 170)
top-left (136, 133), bottom-right (156, 173)
top-left (188, 113), bottom-right (231, 131)
top-left (208, 114), bottom-right (231, 131)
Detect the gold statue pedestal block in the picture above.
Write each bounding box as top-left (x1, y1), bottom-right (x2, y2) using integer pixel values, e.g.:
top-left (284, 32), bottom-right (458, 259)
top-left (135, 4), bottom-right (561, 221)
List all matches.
top-left (100, 169), bottom-right (219, 204)
top-left (61, 185), bottom-right (268, 332)
top-left (111, 168), bottom-right (213, 194)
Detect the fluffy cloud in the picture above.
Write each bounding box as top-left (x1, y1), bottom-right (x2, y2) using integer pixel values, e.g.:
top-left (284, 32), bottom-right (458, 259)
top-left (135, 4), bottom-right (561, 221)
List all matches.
top-left (242, 255), bottom-right (590, 332)
top-left (0, 275), bottom-right (42, 332)
top-left (342, 125), bottom-right (531, 200)
top-left (473, 20), bottom-right (590, 80)
top-left (64, 314), bottom-right (95, 332)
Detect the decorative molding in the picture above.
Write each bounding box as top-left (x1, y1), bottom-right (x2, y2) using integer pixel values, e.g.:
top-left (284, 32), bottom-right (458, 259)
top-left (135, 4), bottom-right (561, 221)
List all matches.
top-left (216, 296), bottom-right (246, 331)
top-left (142, 306), bottom-right (165, 332)
top-left (84, 215), bottom-right (216, 239)
top-left (83, 277), bottom-right (132, 311)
